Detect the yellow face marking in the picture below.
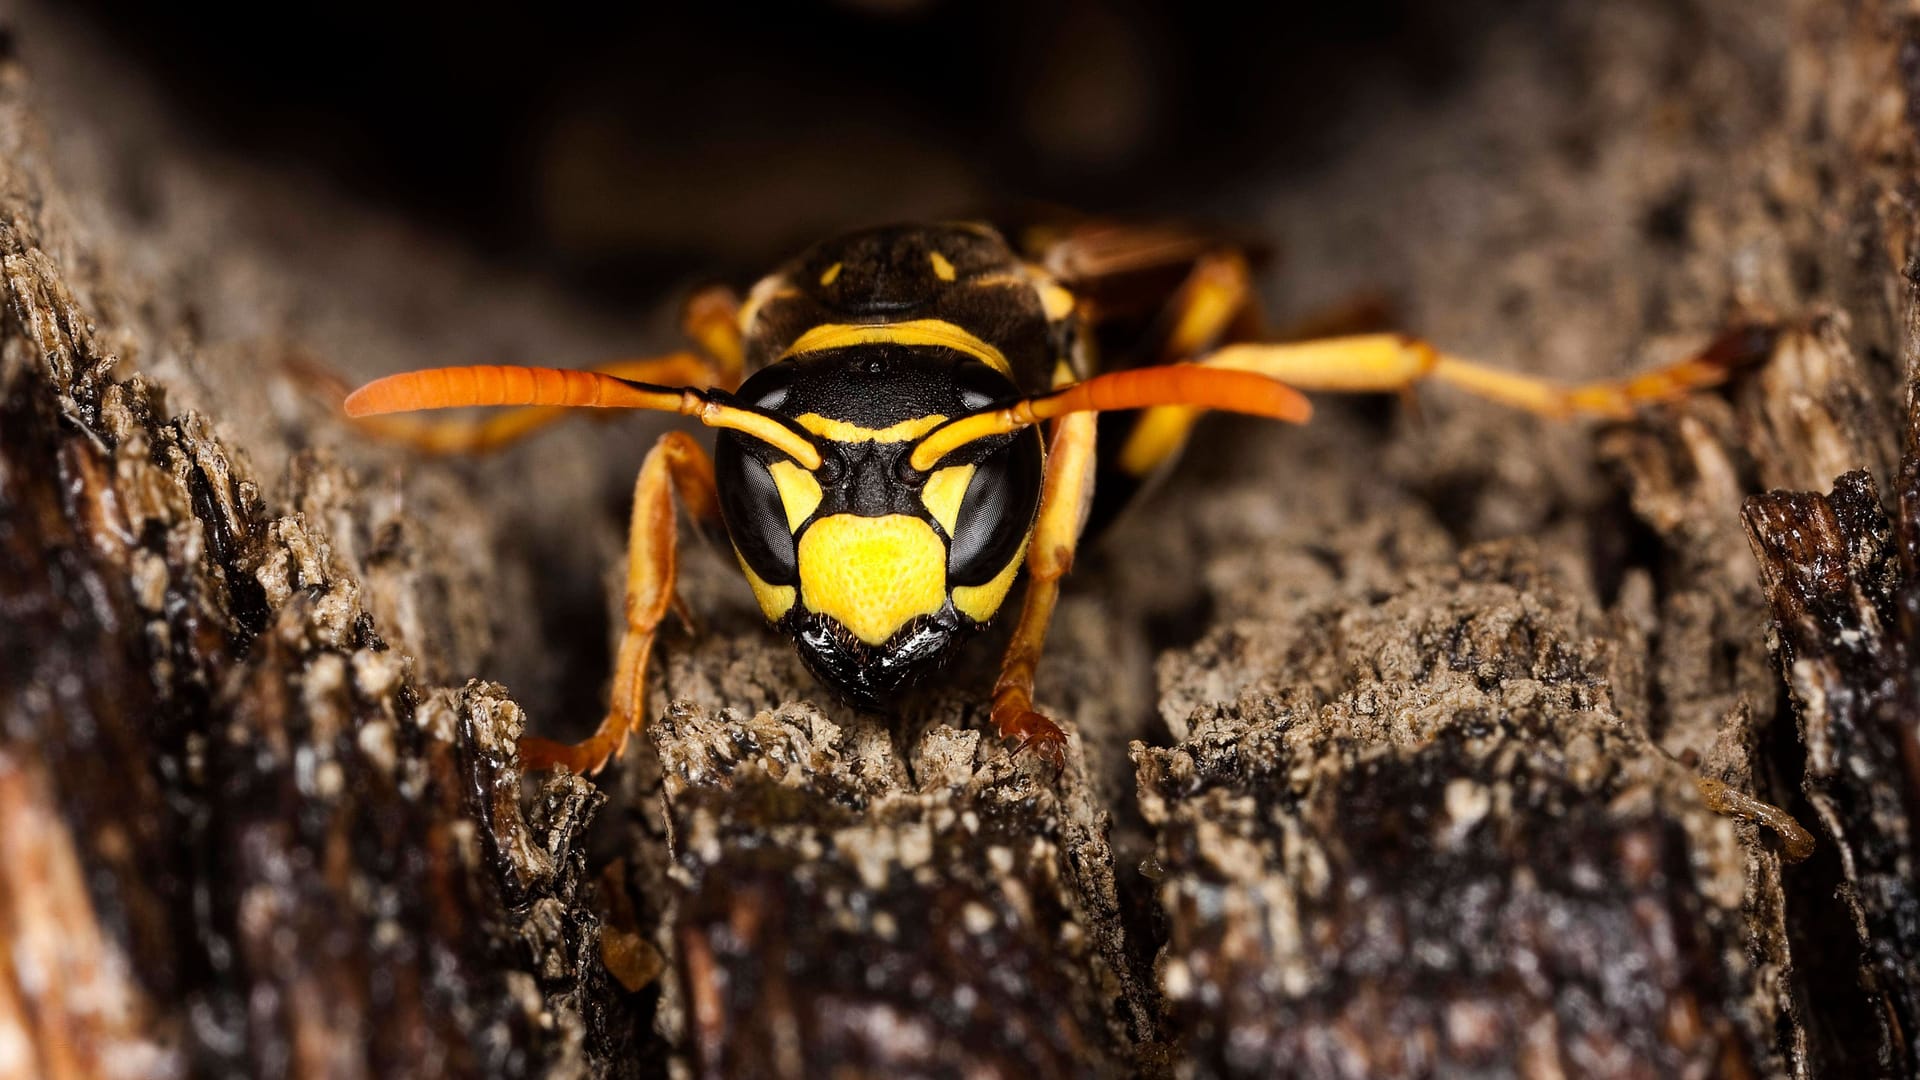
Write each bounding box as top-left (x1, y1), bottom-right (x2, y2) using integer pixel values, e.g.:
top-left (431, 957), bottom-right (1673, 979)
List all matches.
top-left (736, 550), bottom-right (796, 621)
top-left (919, 464), bottom-right (975, 535)
top-left (779, 320), bottom-right (1013, 377)
top-left (768, 460), bottom-right (823, 530)
top-left (795, 413), bottom-right (948, 444)
top-left (819, 262), bottom-right (843, 286)
top-left (928, 252), bottom-right (956, 281)
top-left (952, 535), bottom-right (1028, 624)
top-left (797, 514), bottom-right (948, 645)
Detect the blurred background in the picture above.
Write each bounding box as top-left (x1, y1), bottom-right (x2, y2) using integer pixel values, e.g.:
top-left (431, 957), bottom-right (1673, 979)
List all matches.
top-left (47, 0), bottom-right (1516, 296)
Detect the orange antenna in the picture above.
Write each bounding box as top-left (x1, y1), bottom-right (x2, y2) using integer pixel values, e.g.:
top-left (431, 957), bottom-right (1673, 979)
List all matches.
top-left (909, 364), bottom-right (1311, 471)
top-left (344, 365), bottom-right (823, 468)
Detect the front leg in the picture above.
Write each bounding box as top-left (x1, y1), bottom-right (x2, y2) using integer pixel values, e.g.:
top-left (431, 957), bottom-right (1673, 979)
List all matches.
top-left (990, 411), bottom-right (1099, 770)
top-left (520, 430), bottom-right (720, 774)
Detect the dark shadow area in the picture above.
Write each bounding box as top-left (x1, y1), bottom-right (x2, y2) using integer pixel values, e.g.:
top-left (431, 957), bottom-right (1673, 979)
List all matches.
top-left (59, 0), bottom-right (1517, 290)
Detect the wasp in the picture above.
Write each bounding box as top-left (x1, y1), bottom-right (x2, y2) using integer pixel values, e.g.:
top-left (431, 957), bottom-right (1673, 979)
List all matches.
top-left (342, 221), bottom-right (1777, 784)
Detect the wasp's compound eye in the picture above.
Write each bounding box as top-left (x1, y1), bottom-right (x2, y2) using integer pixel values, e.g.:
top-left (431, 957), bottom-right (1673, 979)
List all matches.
top-left (946, 425), bottom-right (1044, 587)
top-left (733, 362), bottom-right (795, 411)
top-left (715, 434), bottom-right (799, 585)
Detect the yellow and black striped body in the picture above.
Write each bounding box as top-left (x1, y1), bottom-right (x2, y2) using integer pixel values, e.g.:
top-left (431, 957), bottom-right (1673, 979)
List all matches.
top-left (714, 224), bottom-right (1084, 707)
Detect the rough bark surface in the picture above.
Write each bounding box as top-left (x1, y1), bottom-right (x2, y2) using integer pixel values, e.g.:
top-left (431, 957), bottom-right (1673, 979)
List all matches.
top-left (4, 2), bottom-right (1919, 1078)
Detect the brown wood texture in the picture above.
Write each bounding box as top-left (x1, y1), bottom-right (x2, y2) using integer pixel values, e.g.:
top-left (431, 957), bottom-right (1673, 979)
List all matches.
top-left (3, 3), bottom-right (1918, 1076)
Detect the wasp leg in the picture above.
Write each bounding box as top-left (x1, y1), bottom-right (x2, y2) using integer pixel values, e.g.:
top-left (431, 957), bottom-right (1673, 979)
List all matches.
top-left (1153, 249), bottom-right (1258, 360)
top-left (680, 283), bottom-right (746, 389)
top-left (1196, 326), bottom-right (1777, 418)
top-left (1120, 281), bottom-right (1776, 475)
top-left (1113, 251), bottom-right (1264, 475)
top-left (520, 431), bottom-right (719, 775)
top-left (990, 411), bottom-right (1099, 771)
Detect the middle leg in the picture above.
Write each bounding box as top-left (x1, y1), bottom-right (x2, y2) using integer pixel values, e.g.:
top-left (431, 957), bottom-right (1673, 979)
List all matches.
top-left (1196, 326), bottom-right (1777, 418)
top-left (1114, 249), bottom-right (1261, 477)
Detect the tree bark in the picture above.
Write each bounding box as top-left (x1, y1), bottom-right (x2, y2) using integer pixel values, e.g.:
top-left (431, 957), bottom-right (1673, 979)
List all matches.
top-left (3, 2), bottom-right (1918, 1077)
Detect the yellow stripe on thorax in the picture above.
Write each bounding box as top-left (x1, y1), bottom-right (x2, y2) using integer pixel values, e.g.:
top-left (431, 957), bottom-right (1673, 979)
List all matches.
top-left (779, 320), bottom-right (1012, 376)
top-left (973, 267), bottom-right (1076, 322)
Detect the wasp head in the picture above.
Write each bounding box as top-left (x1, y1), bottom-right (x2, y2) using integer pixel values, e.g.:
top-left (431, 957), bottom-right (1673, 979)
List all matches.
top-left (714, 346), bottom-right (1043, 708)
